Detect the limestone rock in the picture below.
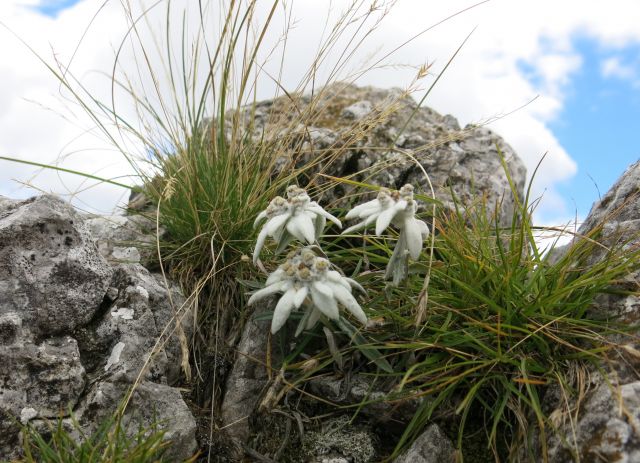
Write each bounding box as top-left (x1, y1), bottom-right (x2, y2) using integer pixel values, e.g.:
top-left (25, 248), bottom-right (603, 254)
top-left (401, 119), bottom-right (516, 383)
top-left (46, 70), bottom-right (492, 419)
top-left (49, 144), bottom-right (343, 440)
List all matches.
top-left (0, 194), bottom-right (196, 461)
top-left (221, 300), bottom-right (273, 443)
top-left (74, 263), bottom-right (190, 385)
top-left (78, 380), bottom-right (198, 461)
top-left (84, 214), bottom-right (158, 267)
top-left (0, 195), bottom-right (112, 336)
top-left (236, 83), bottom-right (526, 223)
top-left (393, 424), bottom-right (456, 463)
top-left (534, 160), bottom-right (640, 462)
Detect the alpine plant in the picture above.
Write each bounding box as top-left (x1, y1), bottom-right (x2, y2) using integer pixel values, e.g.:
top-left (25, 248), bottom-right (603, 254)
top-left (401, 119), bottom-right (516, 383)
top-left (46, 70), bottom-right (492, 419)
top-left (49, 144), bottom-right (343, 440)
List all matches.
top-left (343, 184), bottom-right (428, 284)
top-left (248, 247), bottom-right (367, 334)
top-left (253, 185), bottom-right (341, 264)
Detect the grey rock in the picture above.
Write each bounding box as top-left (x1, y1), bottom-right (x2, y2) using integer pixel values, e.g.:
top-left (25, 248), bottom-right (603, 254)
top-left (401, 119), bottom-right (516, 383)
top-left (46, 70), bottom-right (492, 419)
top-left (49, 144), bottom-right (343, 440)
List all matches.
top-left (0, 194), bottom-right (196, 461)
top-left (84, 214), bottom-right (157, 266)
top-left (78, 380), bottom-right (197, 461)
top-left (0, 195), bottom-right (113, 336)
top-left (0, 335), bottom-right (85, 459)
top-left (235, 83), bottom-right (526, 223)
top-left (533, 160), bottom-right (640, 462)
top-left (308, 374), bottom-right (420, 423)
top-left (75, 263), bottom-right (190, 384)
top-left (221, 300), bottom-right (272, 442)
top-left (342, 100), bottom-right (373, 120)
top-left (394, 424), bottom-right (456, 463)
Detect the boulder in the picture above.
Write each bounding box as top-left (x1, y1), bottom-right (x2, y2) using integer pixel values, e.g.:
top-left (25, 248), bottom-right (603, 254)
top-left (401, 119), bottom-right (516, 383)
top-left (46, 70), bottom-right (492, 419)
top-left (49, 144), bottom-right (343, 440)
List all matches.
top-left (236, 83), bottom-right (526, 222)
top-left (0, 195), bottom-right (112, 336)
top-left (0, 194), bottom-right (196, 461)
top-left (534, 160), bottom-right (640, 462)
top-left (221, 300), bottom-right (273, 443)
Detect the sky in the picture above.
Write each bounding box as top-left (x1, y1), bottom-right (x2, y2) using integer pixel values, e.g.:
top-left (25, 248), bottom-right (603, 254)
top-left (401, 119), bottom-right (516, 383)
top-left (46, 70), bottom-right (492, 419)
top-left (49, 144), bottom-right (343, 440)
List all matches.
top-left (0, 0), bottom-right (639, 227)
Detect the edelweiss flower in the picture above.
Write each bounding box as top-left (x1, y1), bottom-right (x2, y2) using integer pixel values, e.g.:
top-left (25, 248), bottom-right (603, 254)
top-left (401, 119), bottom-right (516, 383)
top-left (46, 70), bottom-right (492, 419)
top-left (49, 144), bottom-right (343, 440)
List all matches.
top-left (247, 248), bottom-right (367, 334)
top-left (343, 184), bottom-right (428, 258)
top-left (343, 184), bottom-right (429, 283)
top-left (253, 186), bottom-right (341, 264)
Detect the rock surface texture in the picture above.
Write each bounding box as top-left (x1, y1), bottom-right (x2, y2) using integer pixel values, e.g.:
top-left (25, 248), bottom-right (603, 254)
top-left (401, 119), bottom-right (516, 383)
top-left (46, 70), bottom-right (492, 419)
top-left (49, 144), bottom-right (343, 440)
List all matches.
top-left (0, 195), bottom-right (196, 461)
top-left (240, 83), bottom-right (527, 223)
top-left (534, 160), bottom-right (640, 462)
top-left (393, 424), bottom-right (456, 463)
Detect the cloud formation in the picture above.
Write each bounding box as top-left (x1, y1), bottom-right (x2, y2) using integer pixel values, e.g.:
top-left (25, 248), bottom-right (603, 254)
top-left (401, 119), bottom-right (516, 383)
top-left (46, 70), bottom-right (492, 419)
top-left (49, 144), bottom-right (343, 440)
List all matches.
top-left (0, 0), bottom-right (639, 222)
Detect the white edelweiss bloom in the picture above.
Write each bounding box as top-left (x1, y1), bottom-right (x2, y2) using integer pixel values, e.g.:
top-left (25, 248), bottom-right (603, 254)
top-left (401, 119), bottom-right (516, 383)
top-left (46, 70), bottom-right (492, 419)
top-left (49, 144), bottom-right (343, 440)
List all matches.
top-left (247, 247), bottom-right (367, 334)
top-left (252, 187), bottom-right (341, 264)
top-left (344, 184), bottom-right (429, 283)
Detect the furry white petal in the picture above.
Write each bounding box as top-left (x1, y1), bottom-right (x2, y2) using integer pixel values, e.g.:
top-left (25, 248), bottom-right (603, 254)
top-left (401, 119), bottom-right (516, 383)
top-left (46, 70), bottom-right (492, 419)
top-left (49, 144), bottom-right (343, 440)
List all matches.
top-left (344, 198), bottom-right (381, 220)
top-left (342, 212), bottom-right (380, 235)
top-left (310, 286), bottom-right (339, 320)
top-left (307, 203), bottom-right (342, 228)
top-left (331, 284), bottom-right (367, 325)
top-left (266, 213), bottom-right (290, 235)
top-left (253, 210), bottom-right (268, 227)
top-left (252, 226), bottom-right (270, 264)
top-left (271, 288), bottom-right (296, 334)
top-left (293, 286), bottom-right (309, 308)
top-left (327, 270), bottom-right (351, 290)
top-left (247, 280), bottom-right (288, 305)
top-left (266, 268), bottom-right (285, 285)
top-left (404, 217), bottom-right (424, 260)
top-left (305, 308), bottom-right (322, 329)
top-left (286, 214), bottom-right (315, 243)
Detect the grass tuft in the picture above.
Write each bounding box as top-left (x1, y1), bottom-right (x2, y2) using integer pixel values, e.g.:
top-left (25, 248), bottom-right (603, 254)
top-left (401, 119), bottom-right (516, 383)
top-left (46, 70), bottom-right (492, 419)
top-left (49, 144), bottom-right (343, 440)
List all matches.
top-left (279, 157), bottom-right (640, 461)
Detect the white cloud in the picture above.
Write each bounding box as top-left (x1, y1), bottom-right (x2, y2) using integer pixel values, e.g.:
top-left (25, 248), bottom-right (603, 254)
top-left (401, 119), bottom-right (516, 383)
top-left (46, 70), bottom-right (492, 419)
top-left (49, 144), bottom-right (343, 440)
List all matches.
top-left (1, 0), bottom-right (640, 222)
top-left (601, 56), bottom-right (637, 81)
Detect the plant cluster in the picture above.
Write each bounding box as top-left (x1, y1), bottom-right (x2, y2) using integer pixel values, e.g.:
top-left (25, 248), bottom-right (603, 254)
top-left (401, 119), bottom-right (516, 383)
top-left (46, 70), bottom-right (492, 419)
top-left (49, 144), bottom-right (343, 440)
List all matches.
top-left (248, 183), bottom-right (427, 335)
top-left (19, 413), bottom-right (195, 463)
top-left (267, 169), bottom-right (640, 461)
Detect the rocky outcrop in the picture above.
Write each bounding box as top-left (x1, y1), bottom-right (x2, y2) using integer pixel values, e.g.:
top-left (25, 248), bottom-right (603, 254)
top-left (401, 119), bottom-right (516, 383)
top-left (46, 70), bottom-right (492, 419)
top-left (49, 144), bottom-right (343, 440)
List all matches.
top-left (534, 160), bottom-right (640, 462)
top-left (0, 195), bottom-right (196, 461)
top-left (239, 83), bottom-right (526, 223)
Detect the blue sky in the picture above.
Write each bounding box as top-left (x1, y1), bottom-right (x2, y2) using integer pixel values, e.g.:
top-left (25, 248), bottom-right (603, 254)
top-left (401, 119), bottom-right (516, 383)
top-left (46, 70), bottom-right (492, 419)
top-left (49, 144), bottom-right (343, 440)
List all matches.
top-left (550, 39), bottom-right (640, 219)
top-left (34, 0), bottom-right (81, 18)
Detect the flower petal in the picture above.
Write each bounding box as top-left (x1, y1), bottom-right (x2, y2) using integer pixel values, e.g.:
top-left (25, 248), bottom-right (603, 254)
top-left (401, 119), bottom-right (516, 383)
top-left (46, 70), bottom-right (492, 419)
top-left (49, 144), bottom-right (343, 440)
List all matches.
top-left (310, 285), bottom-right (339, 320)
top-left (312, 281), bottom-right (334, 298)
top-left (286, 214), bottom-right (316, 243)
top-left (327, 270), bottom-right (351, 290)
top-left (418, 219), bottom-right (429, 238)
top-left (266, 213), bottom-right (290, 236)
top-left (314, 214), bottom-right (327, 240)
top-left (375, 207), bottom-right (396, 235)
top-left (342, 212), bottom-right (380, 235)
top-left (247, 280), bottom-right (287, 305)
top-left (332, 284), bottom-right (367, 325)
top-left (253, 210), bottom-right (268, 228)
top-left (265, 268), bottom-right (285, 286)
top-left (271, 288), bottom-right (296, 334)
top-left (404, 217), bottom-right (424, 260)
top-left (345, 277), bottom-right (366, 294)
top-left (293, 286), bottom-right (309, 308)
top-left (252, 226), bottom-right (270, 264)
top-left (308, 203), bottom-right (342, 228)
top-left (306, 308), bottom-right (322, 329)
top-left (375, 199), bottom-right (407, 235)
top-left (345, 199), bottom-right (381, 220)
